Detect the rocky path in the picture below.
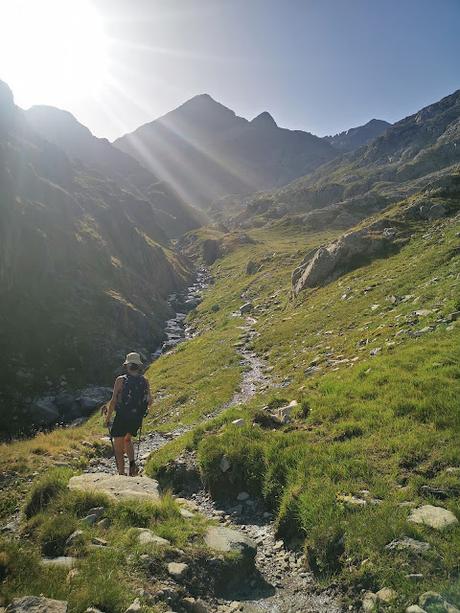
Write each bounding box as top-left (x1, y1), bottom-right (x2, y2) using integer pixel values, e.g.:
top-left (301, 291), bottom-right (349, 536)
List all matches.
top-left (88, 304), bottom-right (342, 612)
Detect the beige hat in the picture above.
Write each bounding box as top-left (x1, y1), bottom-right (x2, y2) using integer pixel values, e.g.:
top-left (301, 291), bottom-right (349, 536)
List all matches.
top-left (123, 352), bottom-right (143, 366)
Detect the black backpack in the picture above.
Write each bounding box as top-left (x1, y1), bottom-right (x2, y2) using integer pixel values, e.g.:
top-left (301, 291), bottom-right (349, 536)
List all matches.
top-left (118, 374), bottom-right (148, 419)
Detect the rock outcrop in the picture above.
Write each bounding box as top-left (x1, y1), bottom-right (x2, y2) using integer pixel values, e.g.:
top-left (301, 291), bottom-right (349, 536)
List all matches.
top-left (68, 473), bottom-right (161, 502)
top-left (0, 80), bottom-right (194, 435)
top-left (5, 597), bottom-right (67, 613)
top-left (292, 220), bottom-right (406, 294)
top-left (204, 526), bottom-right (257, 563)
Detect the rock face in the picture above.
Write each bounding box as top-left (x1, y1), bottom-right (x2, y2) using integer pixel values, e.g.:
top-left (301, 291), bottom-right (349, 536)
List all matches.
top-left (292, 220), bottom-right (404, 294)
top-left (204, 526), bottom-right (256, 562)
top-left (408, 505), bottom-right (458, 530)
top-left (6, 597), bottom-right (67, 613)
top-left (68, 473), bottom-right (161, 502)
top-left (0, 79), bottom-right (194, 436)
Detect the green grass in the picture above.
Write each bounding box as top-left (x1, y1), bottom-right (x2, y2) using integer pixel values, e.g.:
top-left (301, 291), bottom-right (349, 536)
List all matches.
top-left (1, 468), bottom-right (212, 612)
top-left (2, 200), bottom-right (459, 610)
top-left (145, 210), bottom-right (460, 610)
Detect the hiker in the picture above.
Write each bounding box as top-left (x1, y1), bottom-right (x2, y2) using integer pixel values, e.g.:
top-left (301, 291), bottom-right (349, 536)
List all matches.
top-left (104, 352), bottom-right (152, 476)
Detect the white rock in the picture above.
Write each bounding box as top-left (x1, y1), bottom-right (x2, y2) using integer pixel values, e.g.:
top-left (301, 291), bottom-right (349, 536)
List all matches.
top-left (68, 473), bottom-right (160, 502)
top-left (125, 599), bottom-right (142, 613)
top-left (137, 529), bottom-right (170, 546)
top-left (406, 606), bottom-right (426, 613)
top-left (376, 587), bottom-right (396, 603)
top-left (204, 526), bottom-right (256, 561)
top-left (219, 455), bottom-right (231, 473)
top-left (231, 419), bottom-right (245, 427)
top-left (408, 505), bottom-right (458, 530)
top-left (167, 562), bottom-right (189, 580)
top-left (41, 557), bottom-right (77, 568)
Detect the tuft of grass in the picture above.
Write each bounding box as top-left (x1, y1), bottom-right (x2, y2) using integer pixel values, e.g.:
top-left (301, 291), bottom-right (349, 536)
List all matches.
top-left (37, 513), bottom-right (78, 557)
top-left (24, 468), bottom-right (74, 518)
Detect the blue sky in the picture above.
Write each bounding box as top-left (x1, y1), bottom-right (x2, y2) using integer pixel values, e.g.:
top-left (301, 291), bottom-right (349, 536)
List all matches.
top-left (1, 0), bottom-right (459, 139)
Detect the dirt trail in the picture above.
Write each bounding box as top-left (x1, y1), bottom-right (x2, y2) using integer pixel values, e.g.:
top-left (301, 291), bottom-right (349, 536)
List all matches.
top-left (89, 301), bottom-right (342, 612)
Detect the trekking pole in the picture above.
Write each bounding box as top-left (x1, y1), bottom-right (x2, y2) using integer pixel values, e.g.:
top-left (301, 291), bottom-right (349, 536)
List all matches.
top-left (136, 419), bottom-right (143, 464)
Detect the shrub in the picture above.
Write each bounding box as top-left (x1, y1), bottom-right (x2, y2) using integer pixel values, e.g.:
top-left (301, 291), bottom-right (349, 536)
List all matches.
top-left (38, 513), bottom-right (77, 557)
top-left (24, 468), bottom-right (73, 518)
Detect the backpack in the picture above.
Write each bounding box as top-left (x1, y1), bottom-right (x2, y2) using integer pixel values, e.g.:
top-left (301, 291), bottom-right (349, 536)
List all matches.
top-left (118, 374), bottom-right (148, 419)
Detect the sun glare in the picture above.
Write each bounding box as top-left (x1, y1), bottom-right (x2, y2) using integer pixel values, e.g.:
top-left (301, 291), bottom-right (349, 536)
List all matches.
top-left (0, 0), bottom-right (108, 107)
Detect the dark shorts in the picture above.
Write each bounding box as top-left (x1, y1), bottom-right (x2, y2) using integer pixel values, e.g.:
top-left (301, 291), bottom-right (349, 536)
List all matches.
top-left (111, 413), bottom-right (142, 438)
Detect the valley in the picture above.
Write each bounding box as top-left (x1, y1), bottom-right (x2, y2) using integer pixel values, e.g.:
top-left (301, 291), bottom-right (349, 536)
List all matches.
top-left (1, 79), bottom-right (459, 613)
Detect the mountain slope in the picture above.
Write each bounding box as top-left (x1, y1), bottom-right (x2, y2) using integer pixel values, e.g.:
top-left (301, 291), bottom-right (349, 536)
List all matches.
top-left (237, 89), bottom-right (460, 229)
top-left (0, 80), bottom-right (192, 434)
top-left (324, 118), bottom-right (391, 152)
top-left (114, 94), bottom-right (337, 208)
top-left (25, 105), bottom-right (203, 238)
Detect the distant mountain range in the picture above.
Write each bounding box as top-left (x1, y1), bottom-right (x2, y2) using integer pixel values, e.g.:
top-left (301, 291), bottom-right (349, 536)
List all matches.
top-left (236, 89), bottom-right (460, 229)
top-left (114, 94), bottom-right (338, 208)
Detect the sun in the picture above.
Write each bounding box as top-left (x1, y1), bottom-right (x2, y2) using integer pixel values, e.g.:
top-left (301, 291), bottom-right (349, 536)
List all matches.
top-left (0, 0), bottom-right (108, 108)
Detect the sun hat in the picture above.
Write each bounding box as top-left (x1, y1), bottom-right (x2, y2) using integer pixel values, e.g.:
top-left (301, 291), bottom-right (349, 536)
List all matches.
top-left (123, 352), bottom-right (143, 366)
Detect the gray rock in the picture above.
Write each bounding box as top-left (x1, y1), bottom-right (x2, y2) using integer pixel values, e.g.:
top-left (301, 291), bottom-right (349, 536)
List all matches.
top-left (68, 473), bottom-right (160, 502)
top-left (65, 530), bottom-right (85, 547)
top-left (204, 526), bottom-right (257, 561)
top-left (137, 529), bottom-right (170, 546)
top-left (385, 537), bottom-right (430, 554)
top-left (419, 592), bottom-right (460, 612)
top-left (219, 455), bottom-right (231, 473)
top-left (240, 302), bottom-right (253, 315)
top-left (82, 514), bottom-right (98, 526)
top-left (276, 400), bottom-right (297, 423)
top-left (376, 587), bottom-right (396, 603)
top-left (31, 397), bottom-right (59, 426)
top-left (408, 505), bottom-right (458, 529)
top-left (167, 562), bottom-right (189, 580)
top-left (6, 597), bottom-right (68, 613)
top-left (406, 606), bottom-right (426, 613)
top-left (237, 491), bottom-right (250, 502)
top-left (124, 599), bottom-right (142, 613)
top-left (293, 220), bottom-right (402, 294)
top-left (231, 419), bottom-right (245, 427)
top-left (41, 557), bottom-right (77, 568)
top-left (181, 597), bottom-right (210, 613)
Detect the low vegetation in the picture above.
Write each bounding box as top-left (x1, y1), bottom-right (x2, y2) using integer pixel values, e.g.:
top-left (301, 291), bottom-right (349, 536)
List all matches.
top-left (1, 197), bottom-right (459, 611)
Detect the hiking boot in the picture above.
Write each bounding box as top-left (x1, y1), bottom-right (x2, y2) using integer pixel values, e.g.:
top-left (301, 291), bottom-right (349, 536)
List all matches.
top-left (129, 460), bottom-right (138, 477)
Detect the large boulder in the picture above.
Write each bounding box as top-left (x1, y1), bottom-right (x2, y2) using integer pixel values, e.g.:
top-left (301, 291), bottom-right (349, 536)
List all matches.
top-left (292, 220), bottom-right (404, 294)
top-left (204, 526), bottom-right (256, 562)
top-left (31, 397), bottom-right (60, 426)
top-left (68, 473), bottom-right (160, 502)
top-left (408, 505), bottom-right (458, 530)
top-left (6, 597), bottom-right (67, 613)
top-left (76, 386), bottom-right (112, 416)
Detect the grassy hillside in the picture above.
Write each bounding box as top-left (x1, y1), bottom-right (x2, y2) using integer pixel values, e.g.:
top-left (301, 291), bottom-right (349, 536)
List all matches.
top-left (1, 197), bottom-right (459, 611)
top-left (143, 203), bottom-right (460, 609)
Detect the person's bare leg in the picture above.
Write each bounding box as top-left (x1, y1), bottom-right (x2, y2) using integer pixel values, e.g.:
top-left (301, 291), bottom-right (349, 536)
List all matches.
top-left (113, 437), bottom-right (126, 475)
top-left (125, 434), bottom-right (138, 476)
top-left (124, 434), bottom-right (134, 462)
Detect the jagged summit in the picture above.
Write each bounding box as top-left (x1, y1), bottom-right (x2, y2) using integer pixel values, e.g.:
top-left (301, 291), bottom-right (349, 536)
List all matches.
top-left (115, 97), bottom-right (335, 207)
top-left (325, 118), bottom-right (391, 151)
top-left (251, 111), bottom-right (277, 128)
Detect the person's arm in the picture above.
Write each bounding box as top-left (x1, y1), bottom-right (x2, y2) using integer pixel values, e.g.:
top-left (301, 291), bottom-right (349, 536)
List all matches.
top-left (105, 377), bottom-right (123, 425)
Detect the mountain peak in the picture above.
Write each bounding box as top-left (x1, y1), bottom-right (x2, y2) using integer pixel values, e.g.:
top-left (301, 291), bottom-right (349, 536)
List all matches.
top-left (251, 111), bottom-right (277, 127)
